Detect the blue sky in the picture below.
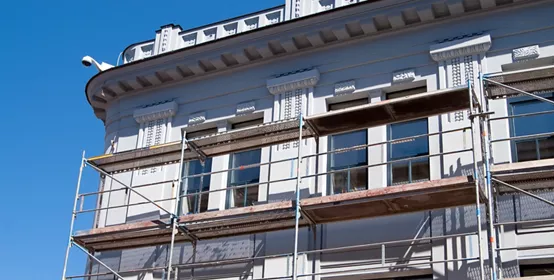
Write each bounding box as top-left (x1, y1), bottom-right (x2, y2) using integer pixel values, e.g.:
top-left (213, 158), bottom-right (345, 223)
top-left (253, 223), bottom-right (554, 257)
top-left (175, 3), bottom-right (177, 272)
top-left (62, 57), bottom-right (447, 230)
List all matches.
top-left (0, 0), bottom-right (282, 278)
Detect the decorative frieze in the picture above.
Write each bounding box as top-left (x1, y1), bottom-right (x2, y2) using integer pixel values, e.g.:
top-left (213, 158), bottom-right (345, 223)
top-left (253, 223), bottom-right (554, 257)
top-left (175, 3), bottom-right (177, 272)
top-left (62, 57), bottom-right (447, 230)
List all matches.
top-left (188, 111), bottom-right (206, 125)
top-left (430, 34), bottom-right (491, 62)
top-left (267, 68), bottom-right (320, 95)
top-left (512, 45), bottom-right (540, 62)
top-left (133, 101), bottom-right (178, 123)
top-left (236, 101), bottom-right (256, 115)
top-left (334, 80), bottom-right (356, 95)
top-left (392, 69), bottom-right (416, 83)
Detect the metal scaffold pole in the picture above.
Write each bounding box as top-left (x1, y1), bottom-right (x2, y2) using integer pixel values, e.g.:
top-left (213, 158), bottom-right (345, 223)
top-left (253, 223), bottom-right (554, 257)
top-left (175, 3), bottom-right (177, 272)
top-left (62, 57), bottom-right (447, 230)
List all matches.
top-left (61, 151), bottom-right (86, 280)
top-left (479, 73), bottom-right (498, 280)
top-left (468, 81), bottom-right (485, 280)
top-left (166, 131), bottom-right (189, 280)
top-left (292, 115), bottom-right (303, 280)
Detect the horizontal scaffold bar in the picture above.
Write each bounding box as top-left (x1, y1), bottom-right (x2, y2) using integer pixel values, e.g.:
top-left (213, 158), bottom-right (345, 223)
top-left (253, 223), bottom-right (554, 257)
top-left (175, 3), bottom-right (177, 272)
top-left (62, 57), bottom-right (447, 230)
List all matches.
top-left (73, 176), bottom-right (477, 252)
top-left (87, 86), bottom-right (470, 173)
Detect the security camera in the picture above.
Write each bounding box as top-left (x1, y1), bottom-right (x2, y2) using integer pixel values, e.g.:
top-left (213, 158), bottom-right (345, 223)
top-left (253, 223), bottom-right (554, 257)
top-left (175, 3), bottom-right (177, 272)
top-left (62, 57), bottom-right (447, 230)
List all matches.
top-left (82, 56), bottom-right (94, 67)
top-left (81, 55), bottom-right (114, 72)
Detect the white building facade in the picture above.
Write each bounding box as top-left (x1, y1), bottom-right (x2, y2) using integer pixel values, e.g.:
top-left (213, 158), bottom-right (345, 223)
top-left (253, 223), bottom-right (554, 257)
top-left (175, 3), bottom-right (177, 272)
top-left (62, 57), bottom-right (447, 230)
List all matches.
top-left (77, 0), bottom-right (554, 279)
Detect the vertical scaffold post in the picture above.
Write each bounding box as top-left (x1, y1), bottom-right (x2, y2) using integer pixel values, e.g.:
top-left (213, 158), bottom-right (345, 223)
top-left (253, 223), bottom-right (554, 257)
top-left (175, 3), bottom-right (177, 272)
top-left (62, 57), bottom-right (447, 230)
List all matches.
top-left (293, 115), bottom-right (303, 280)
top-left (480, 73), bottom-right (498, 280)
top-left (166, 131), bottom-right (188, 280)
top-left (61, 151), bottom-right (86, 280)
top-left (468, 81), bottom-right (485, 280)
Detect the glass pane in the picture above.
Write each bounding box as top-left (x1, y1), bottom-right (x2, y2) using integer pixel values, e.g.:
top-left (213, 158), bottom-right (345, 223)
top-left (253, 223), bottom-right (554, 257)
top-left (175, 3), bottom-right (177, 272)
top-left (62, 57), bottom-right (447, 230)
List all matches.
top-left (511, 99), bottom-right (554, 137)
top-left (187, 158), bottom-right (212, 192)
top-left (390, 119), bottom-right (429, 160)
top-left (231, 149), bottom-right (261, 185)
top-left (539, 137), bottom-right (554, 160)
top-left (229, 149), bottom-right (261, 208)
top-left (391, 161), bottom-right (410, 185)
top-left (411, 158), bottom-right (430, 182)
top-left (330, 130), bottom-right (367, 169)
top-left (185, 158), bottom-right (212, 213)
top-left (230, 185), bottom-right (259, 208)
top-left (186, 190), bottom-right (209, 213)
top-left (330, 169), bottom-right (367, 194)
top-left (515, 140), bottom-right (538, 162)
top-left (329, 130), bottom-right (367, 193)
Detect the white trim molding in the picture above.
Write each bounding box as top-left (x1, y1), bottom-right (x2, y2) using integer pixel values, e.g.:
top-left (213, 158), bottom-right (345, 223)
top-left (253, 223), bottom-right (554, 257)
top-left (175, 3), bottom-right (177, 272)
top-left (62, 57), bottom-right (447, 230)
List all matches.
top-left (430, 34), bottom-right (491, 62)
top-left (267, 68), bottom-right (320, 95)
top-left (236, 101), bottom-right (256, 115)
top-left (133, 101), bottom-right (178, 123)
top-left (512, 45), bottom-right (540, 62)
top-left (392, 69), bottom-right (416, 83)
top-left (334, 80), bottom-right (356, 95)
top-left (188, 111), bottom-right (206, 125)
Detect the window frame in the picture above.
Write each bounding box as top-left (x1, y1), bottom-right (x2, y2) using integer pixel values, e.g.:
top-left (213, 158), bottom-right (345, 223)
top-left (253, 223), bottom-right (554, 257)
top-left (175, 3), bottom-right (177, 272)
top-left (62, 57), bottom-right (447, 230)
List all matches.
top-left (180, 127), bottom-right (218, 215)
top-left (385, 85), bottom-right (430, 186)
top-left (326, 97), bottom-right (369, 195)
top-left (387, 118), bottom-right (430, 186)
top-left (226, 148), bottom-right (262, 209)
top-left (508, 92), bottom-right (554, 163)
top-left (327, 129), bottom-right (369, 195)
top-left (225, 117), bottom-right (265, 209)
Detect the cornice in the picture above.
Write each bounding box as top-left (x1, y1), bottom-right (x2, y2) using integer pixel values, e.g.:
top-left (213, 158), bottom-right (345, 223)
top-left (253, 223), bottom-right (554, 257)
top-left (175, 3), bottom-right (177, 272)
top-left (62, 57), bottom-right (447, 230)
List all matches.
top-left (266, 68), bottom-right (320, 95)
top-left (429, 34), bottom-right (491, 62)
top-left (133, 101), bottom-right (178, 123)
top-left (84, 0), bottom-right (541, 123)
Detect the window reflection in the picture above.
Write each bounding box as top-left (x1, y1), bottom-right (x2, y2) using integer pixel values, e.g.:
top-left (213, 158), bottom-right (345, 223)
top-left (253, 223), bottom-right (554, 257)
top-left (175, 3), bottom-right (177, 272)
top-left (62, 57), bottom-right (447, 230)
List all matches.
top-left (388, 119), bottom-right (429, 185)
top-left (329, 130), bottom-right (368, 194)
top-left (185, 159), bottom-right (212, 214)
top-left (227, 149), bottom-right (261, 208)
top-left (510, 95), bottom-right (554, 162)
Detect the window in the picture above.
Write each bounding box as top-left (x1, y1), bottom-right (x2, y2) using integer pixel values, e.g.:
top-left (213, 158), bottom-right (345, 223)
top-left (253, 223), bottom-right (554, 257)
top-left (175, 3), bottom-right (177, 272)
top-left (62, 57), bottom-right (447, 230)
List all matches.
top-left (231, 117), bottom-right (263, 129)
top-left (226, 117), bottom-right (264, 208)
top-left (185, 158), bottom-right (212, 214)
top-left (386, 86), bottom-right (429, 185)
top-left (328, 97), bottom-right (369, 195)
top-left (328, 98), bottom-right (368, 111)
top-left (227, 149), bottom-right (261, 208)
top-left (182, 127), bottom-right (217, 214)
top-left (509, 94), bottom-right (554, 162)
top-left (386, 86), bottom-right (427, 100)
top-left (388, 119), bottom-right (429, 185)
top-left (520, 263), bottom-right (554, 276)
top-left (329, 130), bottom-right (368, 194)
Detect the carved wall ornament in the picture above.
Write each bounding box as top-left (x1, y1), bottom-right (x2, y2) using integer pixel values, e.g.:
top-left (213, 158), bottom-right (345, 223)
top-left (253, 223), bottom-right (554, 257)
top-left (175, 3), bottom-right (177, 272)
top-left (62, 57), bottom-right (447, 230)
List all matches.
top-left (430, 34), bottom-right (491, 61)
top-left (334, 80), bottom-right (356, 95)
top-left (236, 101), bottom-right (256, 115)
top-left (512, 45), bottom-right (540, 61)
top-left (392, 69), bottom-right (416, 83)
top-left (267, 68), bottom-right (320, 95)
top-left (133, 101), bottom-right (178, 123)
top-left (188, 111), bottom-right (206, 125)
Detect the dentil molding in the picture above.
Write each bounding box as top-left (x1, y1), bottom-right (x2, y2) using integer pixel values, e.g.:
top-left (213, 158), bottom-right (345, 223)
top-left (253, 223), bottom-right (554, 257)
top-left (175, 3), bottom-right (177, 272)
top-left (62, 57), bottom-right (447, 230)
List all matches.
top-left (133, 101), bottom-right (178, 123)
top-left (430, 34), bottom-right (491, 61)
top-left (266, 68), bottom-right (320, 94)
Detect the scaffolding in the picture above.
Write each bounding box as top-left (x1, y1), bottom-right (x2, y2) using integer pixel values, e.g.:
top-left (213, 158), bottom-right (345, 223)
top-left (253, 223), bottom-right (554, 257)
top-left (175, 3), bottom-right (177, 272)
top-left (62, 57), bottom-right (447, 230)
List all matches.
top-left (61, 65), bottom-right (554, 280)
